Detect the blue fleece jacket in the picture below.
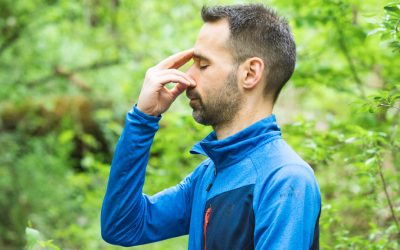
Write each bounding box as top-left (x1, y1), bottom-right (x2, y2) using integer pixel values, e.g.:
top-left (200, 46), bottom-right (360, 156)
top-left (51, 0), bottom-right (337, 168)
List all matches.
top-left (101, 105), bottom-right (321, 249)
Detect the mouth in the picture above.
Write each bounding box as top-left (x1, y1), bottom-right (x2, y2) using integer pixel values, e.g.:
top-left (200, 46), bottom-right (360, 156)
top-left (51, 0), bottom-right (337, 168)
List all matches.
top-left (186, 90), bottom-right (201, 108)
top-left (189, 98), bottom-right (200, 109)
top-left (186, 94), bottom-right (196, 100)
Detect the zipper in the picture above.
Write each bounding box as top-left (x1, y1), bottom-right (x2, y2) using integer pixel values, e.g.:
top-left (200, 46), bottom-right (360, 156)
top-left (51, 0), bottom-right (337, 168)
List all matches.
top-left (203, 206), bottom-right (212, 250)
top-left (206, 166), bottom-right (217, 192)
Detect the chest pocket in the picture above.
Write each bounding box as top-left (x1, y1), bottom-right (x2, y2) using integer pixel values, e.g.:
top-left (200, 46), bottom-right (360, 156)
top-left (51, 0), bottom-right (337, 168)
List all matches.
top-left (203, 184), bottom-right (255, 250)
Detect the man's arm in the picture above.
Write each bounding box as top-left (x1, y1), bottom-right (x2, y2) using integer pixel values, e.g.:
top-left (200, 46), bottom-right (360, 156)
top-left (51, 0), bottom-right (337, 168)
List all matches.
top-left (254, 164), bottom-right (321, 250)
top-left (101, 50), bottom-right (197, 246)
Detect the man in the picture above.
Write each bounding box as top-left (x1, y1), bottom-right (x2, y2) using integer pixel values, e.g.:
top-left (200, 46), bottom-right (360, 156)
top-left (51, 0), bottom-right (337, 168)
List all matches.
top-left (101, 4), bottom-right (321, 250)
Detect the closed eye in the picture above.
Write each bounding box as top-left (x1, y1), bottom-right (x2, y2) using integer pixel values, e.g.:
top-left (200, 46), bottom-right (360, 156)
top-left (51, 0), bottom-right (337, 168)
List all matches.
top-left (199, 65), bottom-right (209, 70)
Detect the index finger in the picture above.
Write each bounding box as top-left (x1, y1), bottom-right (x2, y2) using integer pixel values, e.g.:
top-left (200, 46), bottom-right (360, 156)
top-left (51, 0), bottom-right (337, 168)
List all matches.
top-left (156, 48), bottom-right (194, 70)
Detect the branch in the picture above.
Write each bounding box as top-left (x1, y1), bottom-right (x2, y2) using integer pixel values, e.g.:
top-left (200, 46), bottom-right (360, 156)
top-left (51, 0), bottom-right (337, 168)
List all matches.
top-left (21, 58), bottom-right (124, 87)
top-left (0, 21), bottom-right (29, 57)
top-left (54, 66), bottom-right (92, 92)
top-left (336, 27), bottom-right (367, 99)
top-left (377, 159), bottom-right (400, 233)
top-left (0, 31), bottom-right (20, 56)
top-left (389, 106), bottom-right (400, 164)
top-left (378, 103), bottom-right (400, 110)
top-left (331, 7), bottom-right (366, 99)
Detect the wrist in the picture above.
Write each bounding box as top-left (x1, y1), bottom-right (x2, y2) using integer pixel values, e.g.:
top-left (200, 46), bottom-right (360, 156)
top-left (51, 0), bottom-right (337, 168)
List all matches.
top-left (136, 104), bottom-right (159, 117)
top-left (134, 104), bottom-right (161, 118)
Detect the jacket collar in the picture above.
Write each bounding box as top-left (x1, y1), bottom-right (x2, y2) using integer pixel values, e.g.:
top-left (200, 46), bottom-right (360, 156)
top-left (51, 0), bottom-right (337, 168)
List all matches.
top-left (190, 114), bottom-right (281, 169)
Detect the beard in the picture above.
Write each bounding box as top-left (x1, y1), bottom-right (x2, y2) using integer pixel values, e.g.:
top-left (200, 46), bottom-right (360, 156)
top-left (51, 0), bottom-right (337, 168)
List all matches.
top-left (188, 69), bottom-right (242, 127)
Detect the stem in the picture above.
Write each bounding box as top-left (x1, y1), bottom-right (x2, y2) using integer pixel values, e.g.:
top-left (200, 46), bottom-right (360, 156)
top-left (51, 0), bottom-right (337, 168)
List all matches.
top-left (336, 28), bottom-right (366, 99)
top-left (390, 108), bottom-right (400, 145)
top-left (0, 31), bottom-right (20, 56)
top-left (331, 5), bottom-right (366, 99)
top-left (377, 159), bottom-right (400, 233)
top-left (378, 104), bottom-right (400, 110)
top-left (18, 58), bottom-right (124, 87)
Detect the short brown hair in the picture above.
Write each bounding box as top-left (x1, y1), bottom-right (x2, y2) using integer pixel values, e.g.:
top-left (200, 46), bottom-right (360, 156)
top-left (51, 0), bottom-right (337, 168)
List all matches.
top-left (201, 4), bottom-right (296, 103)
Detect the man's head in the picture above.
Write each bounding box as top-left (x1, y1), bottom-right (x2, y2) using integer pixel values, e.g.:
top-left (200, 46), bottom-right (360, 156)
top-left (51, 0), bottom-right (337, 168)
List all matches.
top-left (186, 4), bottom-right (296, 126)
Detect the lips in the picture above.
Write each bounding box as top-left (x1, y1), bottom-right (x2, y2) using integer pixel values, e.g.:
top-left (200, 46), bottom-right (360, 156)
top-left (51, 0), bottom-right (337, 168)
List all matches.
top-left (186, 90), bottom-right (201, 110)
top-left (189, 97), bottom-right (201, 109)
top-left (189, 98), bottom-right (199, 104)
top-left (186, 94), bottom-right (197, 100)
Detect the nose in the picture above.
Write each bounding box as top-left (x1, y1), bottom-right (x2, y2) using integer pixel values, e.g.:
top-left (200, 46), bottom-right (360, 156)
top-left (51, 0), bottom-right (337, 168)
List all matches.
top-left (186, 64), bottom-right (197, 83)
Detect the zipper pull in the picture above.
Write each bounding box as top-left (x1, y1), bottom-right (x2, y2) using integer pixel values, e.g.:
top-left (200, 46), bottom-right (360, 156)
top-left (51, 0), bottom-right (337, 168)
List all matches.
top-left (206, 166), bottom-right (217, 192)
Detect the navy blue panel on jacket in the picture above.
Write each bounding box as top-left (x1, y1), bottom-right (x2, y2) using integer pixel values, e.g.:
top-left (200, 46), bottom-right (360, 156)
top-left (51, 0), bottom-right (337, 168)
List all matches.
top-left (101, 106), bottom-right (322, 250)
top-left (203, 185), bottom-right (255, 250)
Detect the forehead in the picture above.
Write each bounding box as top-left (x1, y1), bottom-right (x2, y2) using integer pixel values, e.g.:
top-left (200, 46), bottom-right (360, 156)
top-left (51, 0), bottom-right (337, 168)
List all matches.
top-left (194, 19), bottom-right (233, 62)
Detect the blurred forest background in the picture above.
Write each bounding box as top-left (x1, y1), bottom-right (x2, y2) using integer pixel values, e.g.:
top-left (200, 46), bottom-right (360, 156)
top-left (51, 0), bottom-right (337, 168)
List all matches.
top-left (0, 0), bottom-right (399, 249)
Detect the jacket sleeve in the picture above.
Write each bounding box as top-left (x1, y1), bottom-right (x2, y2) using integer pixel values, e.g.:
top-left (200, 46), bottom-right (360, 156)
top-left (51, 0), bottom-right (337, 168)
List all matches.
top-left (253, 164), bottom-right (321, 250)
top-left (101, 105), bottom-right (195, 246)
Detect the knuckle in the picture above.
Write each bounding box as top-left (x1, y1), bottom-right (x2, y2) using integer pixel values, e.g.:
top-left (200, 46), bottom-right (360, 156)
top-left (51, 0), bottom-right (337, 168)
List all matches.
top-left (145, 74), bottom-right (156, 84)
top-left (146, 67), bottom-right (156, 75)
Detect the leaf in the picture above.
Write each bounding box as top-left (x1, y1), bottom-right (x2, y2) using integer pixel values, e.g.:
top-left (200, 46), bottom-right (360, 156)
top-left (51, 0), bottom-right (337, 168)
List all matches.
top-left (59, 130), bottom-right (75, 144)
top-left (345, 137), bottom-right (357, 144)
top-left (367, 27), bottom-right (386, 36)
top-left (25, 227), bottom-right (41, 249)
top-left (368, 106), bottom-right (376, 113)
top-left (384, 4), bottom-right (400, 14)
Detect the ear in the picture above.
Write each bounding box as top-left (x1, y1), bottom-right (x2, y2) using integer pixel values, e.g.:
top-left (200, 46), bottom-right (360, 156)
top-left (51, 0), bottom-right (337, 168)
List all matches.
top-left (239, 57), bottom-right (265, 90)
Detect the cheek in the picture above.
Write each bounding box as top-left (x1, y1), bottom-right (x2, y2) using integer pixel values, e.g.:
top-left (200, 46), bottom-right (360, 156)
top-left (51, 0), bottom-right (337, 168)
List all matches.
top-left (195, 66), bottom-right (230, 94)
top-left (200, 69), bottom-right (224, 86)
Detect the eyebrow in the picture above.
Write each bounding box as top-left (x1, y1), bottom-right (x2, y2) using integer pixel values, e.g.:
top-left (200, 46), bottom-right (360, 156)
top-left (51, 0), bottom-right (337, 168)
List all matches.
top-left (193, 53), bottom-right (211, 62)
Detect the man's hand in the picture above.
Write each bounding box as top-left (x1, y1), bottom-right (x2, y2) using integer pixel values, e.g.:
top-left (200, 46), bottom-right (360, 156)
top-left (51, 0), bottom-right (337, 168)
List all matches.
top-left (137, 49), bottom-right (196, 116)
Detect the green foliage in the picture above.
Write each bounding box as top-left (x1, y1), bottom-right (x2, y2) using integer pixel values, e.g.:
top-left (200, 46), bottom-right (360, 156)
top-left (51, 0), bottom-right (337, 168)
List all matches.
top-left (274, 0), bottom-right (400, 248)
top-left (372, 2), bottom-right (400, 52)
top-left (0, 0), bottom-right (399, 249)
top-left (26, 226), bottom-right (61, 250)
